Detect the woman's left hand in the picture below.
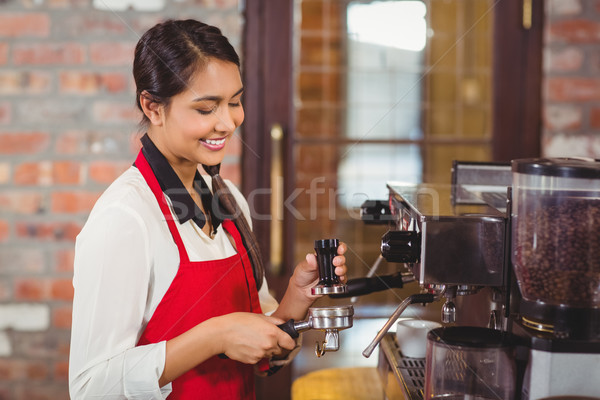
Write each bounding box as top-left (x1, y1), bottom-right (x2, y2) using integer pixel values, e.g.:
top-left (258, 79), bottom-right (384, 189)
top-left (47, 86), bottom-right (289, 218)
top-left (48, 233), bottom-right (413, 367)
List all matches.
top-left (291, 241), bottom-right (348, 297)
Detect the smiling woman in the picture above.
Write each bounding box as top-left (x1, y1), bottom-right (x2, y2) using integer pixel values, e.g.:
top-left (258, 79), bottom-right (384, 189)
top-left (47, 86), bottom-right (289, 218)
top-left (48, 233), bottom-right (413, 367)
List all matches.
top-left (139, 59), bottom-right (245, 179)
top-left (68, 19), bottom-right (349, 400)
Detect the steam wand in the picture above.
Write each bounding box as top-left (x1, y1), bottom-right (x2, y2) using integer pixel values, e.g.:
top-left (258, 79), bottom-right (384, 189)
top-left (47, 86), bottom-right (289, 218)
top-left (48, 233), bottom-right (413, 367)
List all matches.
top-left (362, 288), bottom-right (445, 358)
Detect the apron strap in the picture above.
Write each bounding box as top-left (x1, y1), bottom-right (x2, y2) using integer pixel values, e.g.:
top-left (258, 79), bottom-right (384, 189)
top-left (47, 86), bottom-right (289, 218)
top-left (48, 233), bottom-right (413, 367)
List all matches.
top-left (135, 150), bottom-right (190, 264)
top-left (222, 219), bottom-right (262, 314)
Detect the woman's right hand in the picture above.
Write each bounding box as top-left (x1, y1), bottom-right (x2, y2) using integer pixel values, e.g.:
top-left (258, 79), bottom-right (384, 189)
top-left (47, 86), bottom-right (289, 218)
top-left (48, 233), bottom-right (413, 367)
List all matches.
top-left (212, 312), bottom-right (297, 364)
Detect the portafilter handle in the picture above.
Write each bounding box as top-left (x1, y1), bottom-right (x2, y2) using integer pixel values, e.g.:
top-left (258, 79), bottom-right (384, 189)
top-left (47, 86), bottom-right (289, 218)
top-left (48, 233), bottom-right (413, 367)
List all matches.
top-left (276, 319), bottom-right (310, 338)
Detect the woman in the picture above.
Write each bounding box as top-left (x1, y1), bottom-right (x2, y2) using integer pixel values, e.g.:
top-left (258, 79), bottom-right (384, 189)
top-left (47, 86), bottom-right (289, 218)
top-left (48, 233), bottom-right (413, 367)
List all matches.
top-left (69, 19), bottom-right (347, 399)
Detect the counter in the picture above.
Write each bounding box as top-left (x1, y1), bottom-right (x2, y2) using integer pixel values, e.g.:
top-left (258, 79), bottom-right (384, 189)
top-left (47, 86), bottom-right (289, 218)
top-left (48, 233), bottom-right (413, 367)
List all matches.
top-left (291, 367), bottom-right (386, 400)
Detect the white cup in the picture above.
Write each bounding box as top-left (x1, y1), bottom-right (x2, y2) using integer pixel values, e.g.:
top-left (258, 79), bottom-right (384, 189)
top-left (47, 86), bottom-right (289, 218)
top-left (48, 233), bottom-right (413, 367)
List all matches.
top-left (396, 319), bottom-right (442, 358)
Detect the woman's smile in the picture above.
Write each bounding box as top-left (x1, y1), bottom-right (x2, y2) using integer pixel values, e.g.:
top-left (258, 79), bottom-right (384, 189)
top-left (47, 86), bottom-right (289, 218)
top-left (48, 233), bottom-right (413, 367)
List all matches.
top-left (200, 137), bottom-right (228, 150)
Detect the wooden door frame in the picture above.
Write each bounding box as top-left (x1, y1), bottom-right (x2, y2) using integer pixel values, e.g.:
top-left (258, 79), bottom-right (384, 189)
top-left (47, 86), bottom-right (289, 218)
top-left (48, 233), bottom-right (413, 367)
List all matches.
top-left (243, 0), bottom-right (295, 298)
top-left (492, 0), bottom-right (544, 161)
top-left (242, 1), bottom-right (294, 398)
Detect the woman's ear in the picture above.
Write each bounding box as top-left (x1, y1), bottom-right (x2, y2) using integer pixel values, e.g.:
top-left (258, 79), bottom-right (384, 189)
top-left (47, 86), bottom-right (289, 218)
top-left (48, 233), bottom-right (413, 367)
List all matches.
top-left (139, 91), bottom-right (164, 126)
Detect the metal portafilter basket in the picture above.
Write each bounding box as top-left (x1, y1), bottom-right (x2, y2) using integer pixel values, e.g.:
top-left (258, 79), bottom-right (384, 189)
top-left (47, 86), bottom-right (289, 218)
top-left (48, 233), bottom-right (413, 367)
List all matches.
top-left (278, 305), bottom-right (354, 357)
top-left (276, 238), bottom-right (354, 357)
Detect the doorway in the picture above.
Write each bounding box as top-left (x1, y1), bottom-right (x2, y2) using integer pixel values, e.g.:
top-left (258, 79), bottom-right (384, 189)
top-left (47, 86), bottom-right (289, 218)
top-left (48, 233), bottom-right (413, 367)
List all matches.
top-left (243, 1), bottom-right (543, 398)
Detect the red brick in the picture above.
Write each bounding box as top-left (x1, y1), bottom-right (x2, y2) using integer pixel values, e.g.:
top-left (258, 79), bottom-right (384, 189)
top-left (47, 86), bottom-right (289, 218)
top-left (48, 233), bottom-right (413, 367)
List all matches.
top-left (547, 78), bottom-right (600, 101)
top-left (14, 161), bottom-right (52, 185)
top-left (52, 161), bottom-right (82, 185)
top-left (0, 360), bottom-right (24, 380)
top-left (89, 161), bottom-right (131, 184)
top-left (0, 42), bottom-right (7, 65)
top-left (545, 47), bottom-right (584, 72)
top-left (549, 19), bottom-right (600, 43)
top-left (53, 361), bottom-right (69, 381)
top-left (92, 101), bottom-right (141, 124)
top-left (15, 279), bottom-right (48, 301)
top-left (0, 280), bottom-right (10, 300)
top-left (18, 383), bottom-right (70, 400)
top-left (591, 107), bottom-right (600, 129)
top-left (0, 132), bottom-right (50, 154)
top-left (15, 221), bottom-right (82, 241)
top-left (0, 71), bottom-right (52, 94)
top-left (51, 191), bottom-right (100, 213)
top-left (54, 249), bottom-right (75, 272)
top-left (47, 0), bottom-right (89, 7)
top-left (15, 278), bottom-right (73, 302)
top-left (14, 161), bottom-right (81, 185)
top-left (89, 42), bottom-right (135, 66)
top-left (0, 162), bottom-right (9, 184)
top-left (59, 71), bottom-right (128, 94)
top-left (61, 14), bottom-right (128, 35)
top-left (0, 220), bottom-right (9, 241)
top-left (51, 279), bottom-right (74, 301)
top-left (52, 306), bottom-right (72, 329)
top-left (0, 191), bottom-right (43, 214)
top-left (12, 43), bottom-right (86, 65)
top-left (54, 131), bottom-right (81, 154)
top-left (26, 361), bottom-right (49, 380)
top-left (101, 72), bottom-right (129, 93)
top-left (0, 13), bottom-right (50, 37)
top-left (0, 102), bottom-right (10, 124)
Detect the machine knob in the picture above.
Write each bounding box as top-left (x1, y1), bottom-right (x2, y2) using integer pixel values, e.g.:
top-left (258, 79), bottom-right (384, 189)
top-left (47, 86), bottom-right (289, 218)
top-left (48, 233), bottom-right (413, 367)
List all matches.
top-left (381, 230), bottom-right (420, 263)
top-left (360, 200), bottom-right (393, 225)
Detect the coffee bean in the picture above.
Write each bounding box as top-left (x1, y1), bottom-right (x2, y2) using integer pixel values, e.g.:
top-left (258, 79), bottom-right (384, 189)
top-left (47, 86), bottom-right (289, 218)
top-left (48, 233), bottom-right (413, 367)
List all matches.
top-left (513, 196), bottom-right (600, 307)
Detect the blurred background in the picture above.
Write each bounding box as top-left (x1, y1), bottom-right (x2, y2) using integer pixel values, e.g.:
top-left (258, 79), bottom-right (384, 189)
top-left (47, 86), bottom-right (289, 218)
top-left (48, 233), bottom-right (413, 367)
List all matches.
top-left (1, 0), bottom-right (600, 399)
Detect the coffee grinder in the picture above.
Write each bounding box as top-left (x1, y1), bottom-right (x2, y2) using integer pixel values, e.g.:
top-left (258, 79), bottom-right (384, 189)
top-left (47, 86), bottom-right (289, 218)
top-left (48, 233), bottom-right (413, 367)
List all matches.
top-left (509, 158), bottom-right (600, 399)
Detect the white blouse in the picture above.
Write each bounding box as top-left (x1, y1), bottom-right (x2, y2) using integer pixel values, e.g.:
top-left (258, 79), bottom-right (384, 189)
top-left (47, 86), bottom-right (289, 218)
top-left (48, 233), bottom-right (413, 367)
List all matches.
top-left (69, 166), bottom-right (280, 399)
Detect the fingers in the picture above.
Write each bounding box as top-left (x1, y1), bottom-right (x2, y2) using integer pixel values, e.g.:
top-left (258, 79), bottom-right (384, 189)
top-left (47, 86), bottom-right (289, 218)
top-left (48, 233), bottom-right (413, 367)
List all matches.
top-left (337, 241), bottom-right (347, 255)
top-left (264, 316), bottom-right (298, 350)
top-left (263, 315), bottom-right (285, 325)
top-left (276, 329), bottom-right (297, 351)
top-left (305, 252), bottom-right (317, 268)
top-left (334, 241), bottom-right (348, 282)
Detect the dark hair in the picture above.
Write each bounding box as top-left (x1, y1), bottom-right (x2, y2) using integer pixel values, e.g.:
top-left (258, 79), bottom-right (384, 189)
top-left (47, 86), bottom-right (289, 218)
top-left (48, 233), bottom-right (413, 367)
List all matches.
top-left (134, 19), bottom-right (265, 290)
top-left (133, 19), bottom-right (240, 122)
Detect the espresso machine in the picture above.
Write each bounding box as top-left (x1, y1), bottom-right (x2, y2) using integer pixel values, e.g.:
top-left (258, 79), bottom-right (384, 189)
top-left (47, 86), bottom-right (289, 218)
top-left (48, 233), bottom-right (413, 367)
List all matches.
top-left (359, 159), bottom-right (600, 399)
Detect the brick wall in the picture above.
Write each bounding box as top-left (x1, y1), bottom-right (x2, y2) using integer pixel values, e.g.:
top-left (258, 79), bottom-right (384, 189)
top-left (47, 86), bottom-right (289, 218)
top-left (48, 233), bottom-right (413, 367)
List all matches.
top-left (0, 1), bottom-right (242, 399)
top-left (1, 0), bottom-right (600, 398)
top-left (543, 0), bottom-right (600, 157)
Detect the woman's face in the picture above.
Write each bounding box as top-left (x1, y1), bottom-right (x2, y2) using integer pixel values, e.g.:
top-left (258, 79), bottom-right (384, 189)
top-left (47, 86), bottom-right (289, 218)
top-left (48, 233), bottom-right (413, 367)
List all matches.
top-left (149, 58), bottom-right (244, 170)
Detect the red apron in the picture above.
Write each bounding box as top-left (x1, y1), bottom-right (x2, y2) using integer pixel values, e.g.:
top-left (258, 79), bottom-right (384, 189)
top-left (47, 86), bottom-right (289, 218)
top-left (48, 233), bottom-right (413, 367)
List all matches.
top-left (135, 150), bottom-right (264, 399)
